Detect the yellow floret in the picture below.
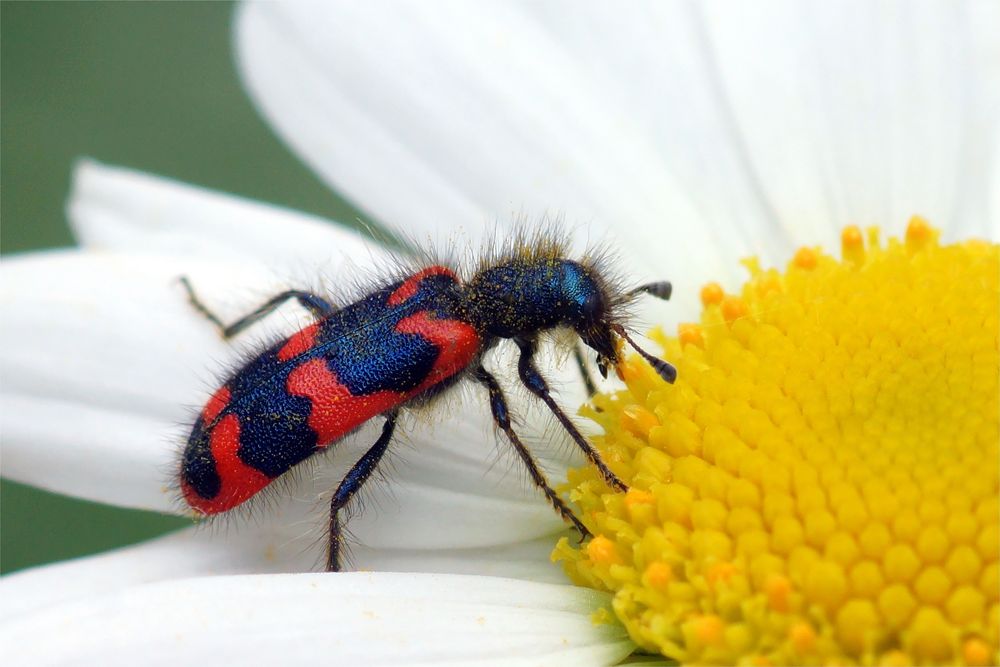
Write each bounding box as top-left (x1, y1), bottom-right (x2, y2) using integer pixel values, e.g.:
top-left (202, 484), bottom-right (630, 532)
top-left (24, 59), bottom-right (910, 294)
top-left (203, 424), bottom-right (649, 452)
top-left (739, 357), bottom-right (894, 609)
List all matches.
top-left (555, 219), bottom-right (999, 665)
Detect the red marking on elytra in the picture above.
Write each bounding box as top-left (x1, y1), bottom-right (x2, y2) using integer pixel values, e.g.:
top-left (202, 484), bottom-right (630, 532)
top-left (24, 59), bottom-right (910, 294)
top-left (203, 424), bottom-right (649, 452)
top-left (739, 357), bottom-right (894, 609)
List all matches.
top-left (180, 479), bottom-right (202, 513)
top-left (395, 313), bottom-right (480, 389)
top-left (286, 313), bottom-right (478, 447)
top-left (278, 322), bottom-right (320, 361)
top-left (187, 414), bottom-right (270, 514)
top-left (188, 313), bottom-right (479, 516)
top-left (201, 385), bottom-right (231, 424)
top-left (387, 266), bottom-right (456, 306)
top-left (287, 359), bottom-right (401, 445)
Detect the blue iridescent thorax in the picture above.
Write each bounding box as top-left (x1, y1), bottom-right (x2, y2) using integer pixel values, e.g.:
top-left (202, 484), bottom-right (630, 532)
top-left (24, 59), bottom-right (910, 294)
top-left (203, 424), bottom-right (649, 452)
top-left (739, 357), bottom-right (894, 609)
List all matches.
top-left (464, 258), bottom-right (606, 340)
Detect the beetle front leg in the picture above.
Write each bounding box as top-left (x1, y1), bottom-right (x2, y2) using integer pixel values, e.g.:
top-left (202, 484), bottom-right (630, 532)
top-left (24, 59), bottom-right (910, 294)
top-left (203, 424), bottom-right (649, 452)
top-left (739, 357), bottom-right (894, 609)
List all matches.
top-left (572, 343), bottom-right (599, 397)
top-left (514, 337), bottom-right (628, 493)
top-left (472, 365), bottom-right (589, 539)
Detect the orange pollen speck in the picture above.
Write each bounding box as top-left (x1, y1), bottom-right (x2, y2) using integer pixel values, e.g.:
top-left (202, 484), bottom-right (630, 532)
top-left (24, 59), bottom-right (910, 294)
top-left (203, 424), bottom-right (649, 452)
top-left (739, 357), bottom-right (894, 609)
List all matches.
top-left (690, 614), bottom-right (724, 645)
top-left (721, 295), bottom-right (748, 322)
top-left (906, 214), bottom-right (933, 247)
top-left (766, 574), bottom-right (792, 612)
top-left (644, 562), bottom-right (673, 590)
top-left (586, 535), bottom-right (619, 565)
top-left (700, 282), bottom-right (724, 306)
top-left (707, 561), bottom-right (739, 585)
top-left (624, 489), bottom-right (655, 507)
top-left (793, 247), bottom-right (818, 269)
top-left (841, 225), bottom-right (867, 266)
top-left (678, 323), bottom-right (704, 348)
top-left (618, 357), bottom-right (644, 384)
top-left (963, 638), bottom-right (992, 666)
top-left (789, 622), bottom-right (817, 653)
top-left (841, 225), bottom-right (863, 249)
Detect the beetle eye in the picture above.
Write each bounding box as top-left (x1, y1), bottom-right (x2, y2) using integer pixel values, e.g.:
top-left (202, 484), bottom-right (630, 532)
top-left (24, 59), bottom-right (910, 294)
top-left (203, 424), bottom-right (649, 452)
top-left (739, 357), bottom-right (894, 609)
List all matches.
top-left (579, 291), bottom-right (604, 324)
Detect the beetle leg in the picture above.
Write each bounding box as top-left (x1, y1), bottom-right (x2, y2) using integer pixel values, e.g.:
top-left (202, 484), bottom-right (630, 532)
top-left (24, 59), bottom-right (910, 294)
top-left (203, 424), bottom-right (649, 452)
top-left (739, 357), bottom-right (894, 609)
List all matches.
top-left (327, 412), bottom-right (398, 572)
top-left (472, 366), bottom-right (590, 540)
top-left (572, 343), bottom-right (599, 397)
top-left (514, 337), bottom-right (628, 493)
top-left (627, 280), bottom-right (672, 301)
top-left (179, 276), bottom-right (337, 340)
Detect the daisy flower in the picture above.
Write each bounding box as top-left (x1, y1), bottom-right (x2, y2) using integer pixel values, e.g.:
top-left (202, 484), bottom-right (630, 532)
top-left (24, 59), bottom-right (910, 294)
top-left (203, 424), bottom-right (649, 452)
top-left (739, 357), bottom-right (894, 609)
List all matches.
top-left (2, 1), bottom-right (998, 665)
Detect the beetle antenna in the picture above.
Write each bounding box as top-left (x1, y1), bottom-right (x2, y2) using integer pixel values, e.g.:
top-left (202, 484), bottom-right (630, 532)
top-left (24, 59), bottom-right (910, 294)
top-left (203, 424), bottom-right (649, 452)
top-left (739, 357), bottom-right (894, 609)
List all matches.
top-left (612, 324), bottom-right (677, 383)
top-left (627, 281), bottom-right (672, 301)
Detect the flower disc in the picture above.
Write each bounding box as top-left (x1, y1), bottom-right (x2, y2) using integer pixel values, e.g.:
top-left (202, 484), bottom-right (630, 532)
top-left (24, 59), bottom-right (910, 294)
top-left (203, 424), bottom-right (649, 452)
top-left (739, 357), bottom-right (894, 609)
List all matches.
top-left (556, 219), bottom-right (999, 666)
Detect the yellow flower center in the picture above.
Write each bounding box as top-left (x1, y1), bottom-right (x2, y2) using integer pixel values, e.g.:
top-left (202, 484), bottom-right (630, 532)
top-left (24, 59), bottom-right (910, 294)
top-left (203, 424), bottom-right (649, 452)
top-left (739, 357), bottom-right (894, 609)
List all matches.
top-left (554, 218), bottom-right (999, 665)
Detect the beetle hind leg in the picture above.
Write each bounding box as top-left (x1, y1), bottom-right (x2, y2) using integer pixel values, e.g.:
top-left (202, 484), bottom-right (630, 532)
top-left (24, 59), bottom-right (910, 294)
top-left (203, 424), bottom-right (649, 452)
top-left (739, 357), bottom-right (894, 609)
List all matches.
top-left (326, 412), bottom-right (398, 572)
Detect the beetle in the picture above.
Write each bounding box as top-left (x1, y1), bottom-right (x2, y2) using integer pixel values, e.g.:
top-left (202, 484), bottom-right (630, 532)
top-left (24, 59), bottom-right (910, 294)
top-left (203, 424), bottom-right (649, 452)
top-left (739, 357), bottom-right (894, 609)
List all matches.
top-left (179, 232), bottom-right (675, 571)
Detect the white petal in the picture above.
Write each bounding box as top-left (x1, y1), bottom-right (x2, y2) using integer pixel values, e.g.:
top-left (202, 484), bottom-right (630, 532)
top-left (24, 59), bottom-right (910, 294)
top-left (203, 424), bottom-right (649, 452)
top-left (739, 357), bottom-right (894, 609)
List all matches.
top-left (970, 0), bottom-right (1000, 239)
top-left (0, 573), bottom-right (634, 666)
top-left (2, 395), bottom-right (183, 512)
top-left (0, 520), bottom-right (567, 622)
top-left (235, 0), bottom-right (726, 322)
top-left (699, 0), bottom-right (999, 245)
top-left (237, 0), bottom-right (997, 316)
top-left (0, 250), bottom-right (298, 510)
top-left (68, 159), bottom-right (393, 276)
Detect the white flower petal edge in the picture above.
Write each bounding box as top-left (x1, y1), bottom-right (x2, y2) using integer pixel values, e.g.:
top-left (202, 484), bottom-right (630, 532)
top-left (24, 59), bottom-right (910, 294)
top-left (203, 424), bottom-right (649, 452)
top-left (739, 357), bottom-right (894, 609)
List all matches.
top-left (0, 522), bottom-right (568, 623)
top-left (0, 573), bottom-right (634, 667)
top-left (69, 159), bottom-right (394, 277)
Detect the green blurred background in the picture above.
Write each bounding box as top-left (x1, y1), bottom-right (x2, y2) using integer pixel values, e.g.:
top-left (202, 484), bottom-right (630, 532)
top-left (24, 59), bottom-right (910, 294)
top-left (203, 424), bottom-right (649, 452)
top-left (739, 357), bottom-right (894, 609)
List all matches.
top-left (1, 2), bottom-right (367, 572)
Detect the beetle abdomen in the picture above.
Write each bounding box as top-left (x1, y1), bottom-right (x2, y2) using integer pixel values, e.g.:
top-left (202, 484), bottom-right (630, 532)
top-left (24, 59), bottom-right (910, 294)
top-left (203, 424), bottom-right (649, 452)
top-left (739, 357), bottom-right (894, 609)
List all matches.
top-left (180, 267), bottom-right (481, 515)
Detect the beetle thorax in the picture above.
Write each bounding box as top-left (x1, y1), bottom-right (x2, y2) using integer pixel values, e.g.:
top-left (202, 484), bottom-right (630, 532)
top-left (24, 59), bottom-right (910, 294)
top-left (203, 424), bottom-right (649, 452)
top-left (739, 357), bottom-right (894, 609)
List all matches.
top-left (462, 258), bottom-right (607, 340)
